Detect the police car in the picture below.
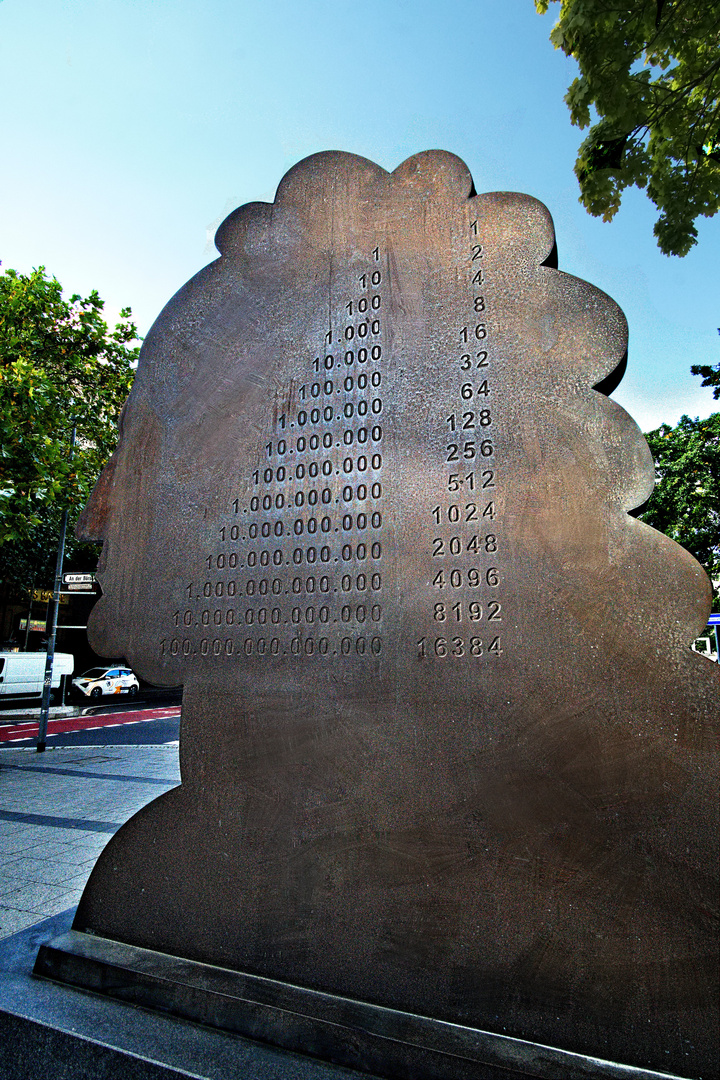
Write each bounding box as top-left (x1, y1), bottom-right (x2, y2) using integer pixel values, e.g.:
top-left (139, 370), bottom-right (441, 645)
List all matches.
top-left (72, 666), bottom-right (140, 699)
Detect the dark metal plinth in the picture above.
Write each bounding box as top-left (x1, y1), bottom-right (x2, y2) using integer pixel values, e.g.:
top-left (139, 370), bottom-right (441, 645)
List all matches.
top-left (34, 931), bottom-right (687, 1080)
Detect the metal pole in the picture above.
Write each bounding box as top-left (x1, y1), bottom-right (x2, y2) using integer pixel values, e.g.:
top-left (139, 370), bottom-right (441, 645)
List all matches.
top-left (23, 580), bottom-right (34, 650)
top-left (37, 427), bottom-right (75, 752)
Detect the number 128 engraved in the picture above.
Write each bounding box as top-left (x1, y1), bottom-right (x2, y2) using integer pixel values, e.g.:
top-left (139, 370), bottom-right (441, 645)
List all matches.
top-left (419, 216), bottom-right (502, 661)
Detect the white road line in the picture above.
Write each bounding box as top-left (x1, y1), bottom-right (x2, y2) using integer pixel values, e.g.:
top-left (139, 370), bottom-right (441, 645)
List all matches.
top-left (2, 709), bottom-right (179, 741)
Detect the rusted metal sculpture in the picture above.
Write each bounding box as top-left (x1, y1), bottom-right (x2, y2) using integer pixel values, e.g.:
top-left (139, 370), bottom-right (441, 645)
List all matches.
top-left (36, 152), bottom-right (719, 1080)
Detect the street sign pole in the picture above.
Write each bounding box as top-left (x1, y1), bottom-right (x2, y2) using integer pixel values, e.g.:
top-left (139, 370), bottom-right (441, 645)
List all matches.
top-left (37, 426), bottom-right (75, 753)
top-left (706, 613), bottom-right (720, 662)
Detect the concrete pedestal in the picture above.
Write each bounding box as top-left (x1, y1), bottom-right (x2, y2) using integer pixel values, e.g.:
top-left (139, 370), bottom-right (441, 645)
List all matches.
top-left (0, 909), bottom-right (687, 1080)
top-left (0, 910), bottom-right (379, 1080)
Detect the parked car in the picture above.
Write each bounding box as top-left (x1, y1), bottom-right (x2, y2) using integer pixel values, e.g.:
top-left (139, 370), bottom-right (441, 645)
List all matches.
top-left (0, 651), bottom-right (74, 699)
top-left (72, 666), bottom-right (140, 699)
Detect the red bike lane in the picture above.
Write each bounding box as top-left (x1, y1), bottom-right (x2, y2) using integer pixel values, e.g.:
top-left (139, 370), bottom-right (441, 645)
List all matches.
top-left (0, 706), bottom-right (181, 743)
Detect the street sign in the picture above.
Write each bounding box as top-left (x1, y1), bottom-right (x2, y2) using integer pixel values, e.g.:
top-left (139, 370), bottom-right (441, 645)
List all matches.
top-left (61, 573), bottom-right (97, 592)
top-left (707, 614), bottom-right (720, 625)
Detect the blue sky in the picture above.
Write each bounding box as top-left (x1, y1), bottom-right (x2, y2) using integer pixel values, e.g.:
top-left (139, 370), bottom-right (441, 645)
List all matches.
top-left (1, 0), bottom-right (717, 431)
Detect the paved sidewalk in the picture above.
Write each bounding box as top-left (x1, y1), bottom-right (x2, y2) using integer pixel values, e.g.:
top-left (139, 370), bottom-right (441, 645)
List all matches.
top-left (0, 744), bottom-right (180, 939)
top-left (0, 704), bottom-right (79, 721)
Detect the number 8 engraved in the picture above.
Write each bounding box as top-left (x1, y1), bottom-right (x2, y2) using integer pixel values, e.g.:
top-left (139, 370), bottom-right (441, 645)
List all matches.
top-left (420, 213), bottom-right (503, 661)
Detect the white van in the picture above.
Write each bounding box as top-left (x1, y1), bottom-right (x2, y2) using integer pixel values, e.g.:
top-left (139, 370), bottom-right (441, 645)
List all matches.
top-left (0, 652), bottom-right (74, 699)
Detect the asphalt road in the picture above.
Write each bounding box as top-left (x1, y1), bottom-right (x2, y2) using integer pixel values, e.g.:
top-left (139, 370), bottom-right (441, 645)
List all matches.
top-left (36, 712), bottom-right (180, 747)
top-left (0, 693), bottom-right (181, 747)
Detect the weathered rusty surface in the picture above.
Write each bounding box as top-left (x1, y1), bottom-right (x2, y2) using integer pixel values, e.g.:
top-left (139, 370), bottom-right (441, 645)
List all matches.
top-left (71, 152), bottom-right (718, 1076)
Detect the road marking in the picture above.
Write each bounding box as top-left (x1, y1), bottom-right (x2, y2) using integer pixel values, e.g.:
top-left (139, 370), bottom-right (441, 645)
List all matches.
top-left (0, 706), bottom-right (180, 743)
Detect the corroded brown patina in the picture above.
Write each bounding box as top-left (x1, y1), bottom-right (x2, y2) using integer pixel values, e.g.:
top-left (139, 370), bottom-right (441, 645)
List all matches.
top-left (67, 152), bottom-right (717, 1077)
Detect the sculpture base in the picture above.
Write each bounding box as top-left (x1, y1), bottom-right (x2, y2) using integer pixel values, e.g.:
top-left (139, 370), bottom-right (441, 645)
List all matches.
top-left (1, 911), bottom-right (370, 1080)
top-left (34, 931), bottom-right (686, 1080)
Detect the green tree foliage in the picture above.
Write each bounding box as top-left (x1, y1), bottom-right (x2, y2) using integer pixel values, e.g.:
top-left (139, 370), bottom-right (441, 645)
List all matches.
top-left (690, 330), bottom-right (720, 399)
top-left (536, 0), bottom-right (720, 255)
top-left (641, 414), bottom-right (720, 589)
top-left (0, 266), bottom-right (139, 593)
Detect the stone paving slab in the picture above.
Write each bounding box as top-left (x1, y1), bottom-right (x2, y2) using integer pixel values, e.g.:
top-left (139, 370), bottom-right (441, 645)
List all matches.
top-left (0, 745), bottom-right (180, 940)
